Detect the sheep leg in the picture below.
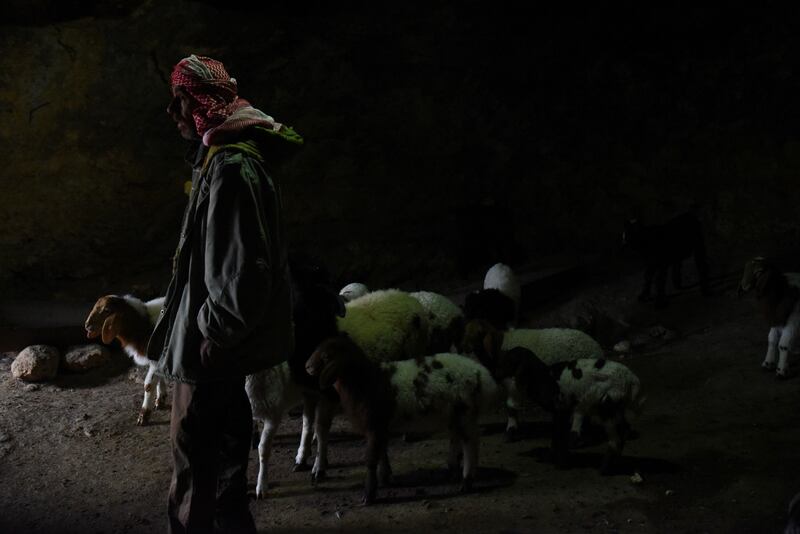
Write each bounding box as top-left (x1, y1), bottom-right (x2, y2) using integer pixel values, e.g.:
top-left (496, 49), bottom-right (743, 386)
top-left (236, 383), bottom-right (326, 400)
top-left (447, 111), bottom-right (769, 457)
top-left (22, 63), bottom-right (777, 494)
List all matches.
top-left (311, 398), bottom-right (334, 483)
top-left (460, 419), bottom-right (479, 493)
top-left (137, 365), bottom-right (158, 426)
top-left (256, 415), bottom-right (281, 499)
top-left (363, 430), bottom-right (387, 505)
top-left (763, 327), bottom-right (779, 371)
top-left (154, 375), bottom-right (168, 410)
top-left (504, 377), bottom-right (521, 442)
top-left (777, 327), bottom-right (796, 378)
top-left (378, 450), bottom-right (393, 486)
top-left (638, 266), bottom-right (655, 302)
top-left (599, 413), bottom-right (627, 476)
top-left (568, 411), bottom-right (584, 448)
top-left (447, 433), bottom-right (462, 480)
top-left (654, 267), bottom-right (668, 308)
top-left (293, 394), bottom-right (317, 471)
top-left (671, 260), bottom-right (683, 289)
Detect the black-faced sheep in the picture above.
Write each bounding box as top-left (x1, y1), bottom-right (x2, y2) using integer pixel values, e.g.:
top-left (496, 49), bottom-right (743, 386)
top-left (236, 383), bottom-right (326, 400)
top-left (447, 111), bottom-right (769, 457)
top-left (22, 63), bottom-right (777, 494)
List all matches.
top-left (305, 334), bottom-right (498, 504)
top-left (495, 347), bottom-right (644, 474)
top-left (247, 254), bottom-right (346, 497)
top-left (461, 318), bottom-right (604, 440)
top-left (622, 210), bottom-right (711, 308)
top-left (738, 256), bottom-right (800, 378)
top-left (84, 295), bottom-right (166, 425)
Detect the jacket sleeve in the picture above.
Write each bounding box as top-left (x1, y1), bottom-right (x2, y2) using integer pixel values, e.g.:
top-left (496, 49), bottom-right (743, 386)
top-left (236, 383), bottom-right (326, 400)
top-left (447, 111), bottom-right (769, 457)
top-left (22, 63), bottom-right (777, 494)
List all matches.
top-left (197, 154), bottom-right (273, 349)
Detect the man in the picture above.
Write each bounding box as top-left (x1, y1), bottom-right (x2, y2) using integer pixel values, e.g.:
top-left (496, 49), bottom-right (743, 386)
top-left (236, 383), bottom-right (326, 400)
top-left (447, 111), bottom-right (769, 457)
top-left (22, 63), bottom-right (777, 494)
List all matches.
top-left (147, 54), bottom-right (300, 533)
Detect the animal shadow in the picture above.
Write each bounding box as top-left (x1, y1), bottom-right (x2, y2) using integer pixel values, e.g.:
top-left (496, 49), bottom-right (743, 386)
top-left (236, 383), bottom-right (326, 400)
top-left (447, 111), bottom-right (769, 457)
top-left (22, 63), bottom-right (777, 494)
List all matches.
top-left (523, 446), bottom-right (679, 476)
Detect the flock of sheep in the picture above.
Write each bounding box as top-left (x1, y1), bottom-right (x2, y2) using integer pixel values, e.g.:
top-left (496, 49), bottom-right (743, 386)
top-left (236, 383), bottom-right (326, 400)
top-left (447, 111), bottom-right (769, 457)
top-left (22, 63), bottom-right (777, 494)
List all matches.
top-left (83, 254), bottom-right (800, 514)
top-left (84, 261), bottom-right (647, 505)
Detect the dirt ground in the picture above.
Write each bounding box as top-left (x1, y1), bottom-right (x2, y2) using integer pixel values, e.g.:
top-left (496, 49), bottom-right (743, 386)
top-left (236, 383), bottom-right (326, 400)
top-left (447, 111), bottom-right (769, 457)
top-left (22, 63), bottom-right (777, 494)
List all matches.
top-left (1, 264), bottom-right (799, 534)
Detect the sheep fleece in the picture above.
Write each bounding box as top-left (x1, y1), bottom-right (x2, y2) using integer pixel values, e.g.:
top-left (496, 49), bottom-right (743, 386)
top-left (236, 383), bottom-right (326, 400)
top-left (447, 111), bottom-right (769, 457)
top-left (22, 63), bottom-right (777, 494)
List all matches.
top-left (383, 353), bottom-right (498, 431)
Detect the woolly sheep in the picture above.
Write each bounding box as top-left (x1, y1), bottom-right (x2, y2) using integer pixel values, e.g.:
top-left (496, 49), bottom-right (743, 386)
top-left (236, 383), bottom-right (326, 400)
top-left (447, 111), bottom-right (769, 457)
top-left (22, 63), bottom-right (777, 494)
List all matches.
top-left (496, 347), bottom-right (644, 474)
top-left (409, 290), bottom-right (465, 353)
top-left (738, 257), bottom-right (800, 378)
top-left (336, 289), bottom-right (430, 362)
top-left (339, 282), bottom-right (370, 302)
top-left (484, 262), bottom-right (521, 310)
top-left (461, 318), bottom-right (604, 439)
top-left (84, 295), bottom-right (166, 425)
top-left (305, 334), bottom-right (499, 504)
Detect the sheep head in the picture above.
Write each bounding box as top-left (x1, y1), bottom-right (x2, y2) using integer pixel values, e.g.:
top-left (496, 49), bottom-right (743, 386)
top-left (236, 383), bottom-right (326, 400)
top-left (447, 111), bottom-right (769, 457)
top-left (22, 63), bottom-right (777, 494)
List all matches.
top-left (306, 335), bottom-right (364, 388)
top-left (84, 295), bottom-right (128, 344)
top-left (460, 319), bottom-right (504, 374)
top-left (738, 257), bottom-right (772, 298)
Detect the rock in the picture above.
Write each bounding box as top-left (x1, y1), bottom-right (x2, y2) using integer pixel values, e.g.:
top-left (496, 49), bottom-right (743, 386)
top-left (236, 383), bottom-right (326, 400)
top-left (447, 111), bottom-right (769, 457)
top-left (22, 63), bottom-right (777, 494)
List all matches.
top-left (614, 340), bottom-right (632, 353)
top-left (11, 345), bottom-right (60, 382)
top-left (630, 472), bottom-right (643, 484)
top-left (63, 344), bottom-right (110, 372)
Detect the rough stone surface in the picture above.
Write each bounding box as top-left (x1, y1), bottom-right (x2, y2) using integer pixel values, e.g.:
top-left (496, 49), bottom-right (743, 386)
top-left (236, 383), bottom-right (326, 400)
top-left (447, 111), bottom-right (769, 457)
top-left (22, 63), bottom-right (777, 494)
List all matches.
top-left (62, 344), bottom-right (110, 372)
top-left (10, 345), bottom-right (60, 382)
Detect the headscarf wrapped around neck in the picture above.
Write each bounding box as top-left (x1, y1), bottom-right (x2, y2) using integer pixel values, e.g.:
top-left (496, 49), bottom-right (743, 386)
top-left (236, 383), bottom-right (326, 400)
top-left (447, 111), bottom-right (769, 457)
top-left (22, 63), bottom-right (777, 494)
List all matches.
top-left (170, 54), bottom-right (283, 146)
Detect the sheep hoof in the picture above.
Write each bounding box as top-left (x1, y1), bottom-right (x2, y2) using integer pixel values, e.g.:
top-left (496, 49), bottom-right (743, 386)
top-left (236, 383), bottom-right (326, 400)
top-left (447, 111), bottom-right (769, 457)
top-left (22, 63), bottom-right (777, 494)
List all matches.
top-left (311, 470), bottom-right (326, 484)
top-left (136, 409), bottom-right (151, 426)
top-left (459, 478), bottom-right (474, 493)
top-left (154, 399), bottom-right (166, 410)
top-left (255, 487), bottom-right (267, 500)
top-left (762, 361), bottom-right (776, 371)
top-left (568, 431), bottom-right (583, 449)
top-left (293, 461), bottom-right (311, 472)
top-left (776, 369), bottom-right (791, 380)
top-left (504, 427), bottom-right (521, 443)
top-left (362, 492), bottom-right (376, 506)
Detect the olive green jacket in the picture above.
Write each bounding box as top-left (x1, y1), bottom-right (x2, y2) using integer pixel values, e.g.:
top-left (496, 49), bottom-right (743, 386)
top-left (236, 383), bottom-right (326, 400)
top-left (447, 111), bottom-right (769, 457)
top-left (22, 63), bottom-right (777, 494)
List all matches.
top-left (147, 128), bottom-right (297, 383)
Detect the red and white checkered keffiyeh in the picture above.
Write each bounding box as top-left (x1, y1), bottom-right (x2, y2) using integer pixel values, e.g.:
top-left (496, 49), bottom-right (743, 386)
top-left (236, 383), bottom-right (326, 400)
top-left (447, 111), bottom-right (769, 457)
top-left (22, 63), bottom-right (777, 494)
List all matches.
top-left (170, 54), bottom-right (283, 146)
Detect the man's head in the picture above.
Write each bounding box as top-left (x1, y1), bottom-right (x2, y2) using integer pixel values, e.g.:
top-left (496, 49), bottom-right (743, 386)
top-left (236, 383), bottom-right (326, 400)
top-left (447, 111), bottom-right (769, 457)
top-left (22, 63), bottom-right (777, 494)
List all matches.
top-left (167, 54), bottom-right (239, 140)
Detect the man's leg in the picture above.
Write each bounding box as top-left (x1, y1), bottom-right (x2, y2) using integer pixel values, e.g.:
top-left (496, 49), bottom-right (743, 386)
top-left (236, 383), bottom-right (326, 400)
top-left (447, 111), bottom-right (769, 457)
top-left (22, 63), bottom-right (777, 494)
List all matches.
top-left (215, 376), bottom-right (257, 533)
top-left (167, 382), bottom-right (220, 534)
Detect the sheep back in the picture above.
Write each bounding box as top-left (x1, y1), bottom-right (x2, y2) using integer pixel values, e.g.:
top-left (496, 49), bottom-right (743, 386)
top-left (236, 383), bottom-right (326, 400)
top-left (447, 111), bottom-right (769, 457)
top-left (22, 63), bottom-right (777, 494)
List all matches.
top-left (385, 353), bottom-right (498, 432)
top-left (409, 291), bottom-right (465, 352)
top-left (245, 361), bottom-right (303, 421)
top-left (550, 358), bottom-right (643, 418)
top-left (337, 289), bottom-right (430, 362)
top-left (503, 328), bottom-right (603, 365)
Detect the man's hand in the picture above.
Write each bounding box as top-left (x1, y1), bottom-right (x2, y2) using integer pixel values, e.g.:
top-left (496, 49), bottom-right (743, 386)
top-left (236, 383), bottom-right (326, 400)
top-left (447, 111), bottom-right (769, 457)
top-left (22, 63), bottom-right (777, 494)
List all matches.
top-left (200, 338), bottom-right (229, 369)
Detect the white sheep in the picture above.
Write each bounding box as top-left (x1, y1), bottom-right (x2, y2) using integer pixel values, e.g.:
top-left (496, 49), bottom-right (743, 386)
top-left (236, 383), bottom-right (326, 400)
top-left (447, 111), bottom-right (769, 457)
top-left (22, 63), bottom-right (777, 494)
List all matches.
top-left (339, 282), bottom-right (370, 302)
top-left (245, 362), bottom-right (337, 498)
top-left (738, 257), bottom-right (800, 378)
top-left (337, 289), bottom-right (430, 362)
top-left (496, 347), bottom-right (644, 474)
top-left (409, 290), bottom-right (465, 353)
top-left (305, 335), bottom-right (499, 504)
top-left (84, 294), bottom-right (166, 425)
top-left (461, 318), bottom-right (604, 439)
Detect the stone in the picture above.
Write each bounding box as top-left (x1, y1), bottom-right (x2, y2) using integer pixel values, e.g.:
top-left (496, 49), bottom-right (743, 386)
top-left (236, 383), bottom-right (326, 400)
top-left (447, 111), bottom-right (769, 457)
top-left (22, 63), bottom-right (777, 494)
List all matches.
top-left (11, 345), bottom-right (60, 382)
top-left (63, 344), bottom-right (110, 372)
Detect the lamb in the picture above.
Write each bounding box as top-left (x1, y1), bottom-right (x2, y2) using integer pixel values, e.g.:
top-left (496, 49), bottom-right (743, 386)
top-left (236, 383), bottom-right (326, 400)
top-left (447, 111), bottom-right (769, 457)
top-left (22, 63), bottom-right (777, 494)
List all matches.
top-left (247, 255), bottom-right (345, 498)
top-left (409, 290), bottom-right (465, 353)
top-left (336, 289), bottom-right (430, 362)
top-left (495, 347), bottom-right (644, 474)
top-left (461, 318), bottom-right (604, 440)
top-left (622, 209), bottom-right (711, 308)
top-left (305, 334), bottom-right (499, 504)
top-left (84, 294), bottom-right (166, 425)
top-left (738, 256), bottom-right (800, 378)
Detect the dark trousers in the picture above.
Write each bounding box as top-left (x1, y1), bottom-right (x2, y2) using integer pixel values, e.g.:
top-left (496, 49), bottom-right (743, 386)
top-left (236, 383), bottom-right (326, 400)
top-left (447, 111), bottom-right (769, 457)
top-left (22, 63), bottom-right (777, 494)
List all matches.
top-left (167, 376), bottom-right (256, 534)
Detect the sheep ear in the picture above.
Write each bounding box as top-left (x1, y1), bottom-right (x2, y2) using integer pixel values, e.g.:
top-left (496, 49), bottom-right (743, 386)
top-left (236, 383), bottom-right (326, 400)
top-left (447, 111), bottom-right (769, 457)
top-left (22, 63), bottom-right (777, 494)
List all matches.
top-left (101, 314), bottom-right (118, 344)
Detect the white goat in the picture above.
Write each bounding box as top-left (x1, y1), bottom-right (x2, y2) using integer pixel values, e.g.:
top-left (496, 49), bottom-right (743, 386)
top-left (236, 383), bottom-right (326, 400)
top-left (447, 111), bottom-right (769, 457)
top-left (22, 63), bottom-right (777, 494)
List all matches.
top-left (84, 295), bottom-right (166, 425)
